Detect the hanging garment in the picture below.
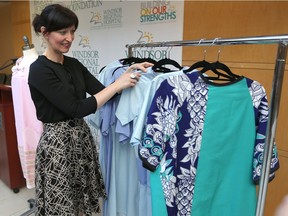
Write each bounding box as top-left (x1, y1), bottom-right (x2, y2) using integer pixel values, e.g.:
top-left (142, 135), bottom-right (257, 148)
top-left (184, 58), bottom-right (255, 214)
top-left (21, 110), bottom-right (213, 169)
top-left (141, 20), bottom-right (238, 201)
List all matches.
top-left (93, 59), bottom-right (186, 216)
top-left (131, 70), bottom-right (186, 147)
top-left (131, 69), bottom-right (196, 216)
top-left (115, 67), bottom-right (163, 216)
top-left (139, 72), bottom-right (279, 216)
top-left (86, 60), bottom-right (123, 216)
top-left (11, 54), bottom-right (43, 189)
top-left (94, 61), bottom-right (157, 216)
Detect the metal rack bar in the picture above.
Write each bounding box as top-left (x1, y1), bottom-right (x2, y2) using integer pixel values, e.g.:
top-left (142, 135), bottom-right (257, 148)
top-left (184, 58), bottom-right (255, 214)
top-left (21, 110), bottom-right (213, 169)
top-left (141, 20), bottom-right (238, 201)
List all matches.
top-left (126, 34), bottom-right (288, 57)
top-left (126, 34), bottom-right (288, 216)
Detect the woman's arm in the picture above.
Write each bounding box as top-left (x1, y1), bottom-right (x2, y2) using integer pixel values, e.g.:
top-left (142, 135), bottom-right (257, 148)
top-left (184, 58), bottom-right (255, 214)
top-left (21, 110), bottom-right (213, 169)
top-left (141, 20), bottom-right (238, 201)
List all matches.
top-left (94, 61), bottom-right (153, 109)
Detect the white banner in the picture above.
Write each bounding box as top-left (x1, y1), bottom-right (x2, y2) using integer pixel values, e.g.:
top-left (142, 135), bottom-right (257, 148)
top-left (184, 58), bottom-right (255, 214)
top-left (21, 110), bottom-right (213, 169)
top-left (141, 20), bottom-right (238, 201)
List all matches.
top-left (30, 0), bottom-right (184, 77)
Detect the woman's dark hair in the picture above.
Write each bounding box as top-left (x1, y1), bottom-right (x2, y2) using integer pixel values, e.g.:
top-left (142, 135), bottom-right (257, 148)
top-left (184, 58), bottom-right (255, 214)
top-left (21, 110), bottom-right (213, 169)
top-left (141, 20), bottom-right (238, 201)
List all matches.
top-left (32, 4), bottom-right (78, 35)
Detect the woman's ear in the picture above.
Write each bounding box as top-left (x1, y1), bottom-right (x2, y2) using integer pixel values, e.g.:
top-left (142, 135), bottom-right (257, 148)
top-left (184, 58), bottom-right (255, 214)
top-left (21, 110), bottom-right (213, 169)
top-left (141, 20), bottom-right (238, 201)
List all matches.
top-left (40, 26), bottom-right (48, 37)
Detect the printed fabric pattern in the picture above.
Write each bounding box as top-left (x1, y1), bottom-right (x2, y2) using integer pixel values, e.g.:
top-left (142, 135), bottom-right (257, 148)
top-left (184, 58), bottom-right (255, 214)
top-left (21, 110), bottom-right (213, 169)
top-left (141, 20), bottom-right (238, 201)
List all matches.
top-left (247, 78), bottom-right (279, 183)
top-left (139, 73), bottom-right (208, 215)
top-left (138, 72), bottom-right (279, 216)
top-left (35, 118), bottom-right (106, 216)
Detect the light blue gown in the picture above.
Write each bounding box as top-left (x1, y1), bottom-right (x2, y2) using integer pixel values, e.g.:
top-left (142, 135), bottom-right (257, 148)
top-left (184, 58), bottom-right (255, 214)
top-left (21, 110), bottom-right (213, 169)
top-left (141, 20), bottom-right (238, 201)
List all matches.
top-left (96, 64), bottom-right (159, 216)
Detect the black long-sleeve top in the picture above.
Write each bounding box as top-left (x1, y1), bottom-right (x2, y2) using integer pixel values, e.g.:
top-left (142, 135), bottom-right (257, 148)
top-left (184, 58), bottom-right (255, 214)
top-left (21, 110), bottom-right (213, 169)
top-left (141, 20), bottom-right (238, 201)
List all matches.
top-left (28, 55), bottom-right (105, 123)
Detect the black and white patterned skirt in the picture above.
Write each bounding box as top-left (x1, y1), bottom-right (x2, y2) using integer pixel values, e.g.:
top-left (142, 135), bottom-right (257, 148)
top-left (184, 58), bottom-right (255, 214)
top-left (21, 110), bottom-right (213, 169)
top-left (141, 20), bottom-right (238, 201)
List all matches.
top-left (35, 118), bottom-right (106, 216)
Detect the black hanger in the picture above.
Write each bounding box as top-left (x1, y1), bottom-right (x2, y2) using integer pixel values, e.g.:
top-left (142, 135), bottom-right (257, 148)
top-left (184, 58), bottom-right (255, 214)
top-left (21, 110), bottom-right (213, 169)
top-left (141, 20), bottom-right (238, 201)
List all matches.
top-left (213, 61), bottom-right (240, 78)
top-left (120, 57), bottom-right (143, 65)
top-left (112, 57), bottom-right (157, 76)
top-left (183, 60), bottom-right (210, 73)
top-left (183, 60), bottom-right (230, 80)
top-left (152, 58), bottom-right (183, 73)
top-left (99, 66), bottom-right (106, 74)
top-left (200, 61), bottom-right (240, 81)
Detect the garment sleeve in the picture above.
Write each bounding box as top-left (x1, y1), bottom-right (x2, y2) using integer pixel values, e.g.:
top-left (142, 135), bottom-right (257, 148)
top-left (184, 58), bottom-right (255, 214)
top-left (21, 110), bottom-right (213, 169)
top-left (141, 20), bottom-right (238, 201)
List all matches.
top-left (29, 62), bottom-right (99, 118)
top-left (250, 80), bottom-right (280, 184)
top-left (80, 63), bottom-right (105, 95)
top-left (138, 81), bottom-right (171, 172)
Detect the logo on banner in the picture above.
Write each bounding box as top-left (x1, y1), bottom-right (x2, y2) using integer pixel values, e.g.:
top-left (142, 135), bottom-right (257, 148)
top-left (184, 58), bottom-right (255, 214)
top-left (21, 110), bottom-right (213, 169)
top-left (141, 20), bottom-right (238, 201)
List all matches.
top-left (126, 30), bottom-right (169, 61)
top-left (137, 30), bottom-right (154, 43)
top-left (90, 11), bottom-right (103, 25)
top-left (90, 7), bottom-right (123, 29)
top-left (140, 1), bottom-right (177, 24)
top-left (79, 35), bottom-right (91, 49)
top-left (71, 35), bottom-right (100, 77)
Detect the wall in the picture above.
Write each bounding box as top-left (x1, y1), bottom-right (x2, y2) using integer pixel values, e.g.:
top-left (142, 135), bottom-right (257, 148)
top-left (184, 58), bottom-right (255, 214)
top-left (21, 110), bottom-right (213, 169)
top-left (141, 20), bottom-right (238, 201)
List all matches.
top-left (0, 2), bottom-right (13, 78)
top-left (0, 1), bottom-right (31, 84)
top-left (11, 1), bottom-right (32, 57)
top-left (183, 1), bottom-right (288, 215)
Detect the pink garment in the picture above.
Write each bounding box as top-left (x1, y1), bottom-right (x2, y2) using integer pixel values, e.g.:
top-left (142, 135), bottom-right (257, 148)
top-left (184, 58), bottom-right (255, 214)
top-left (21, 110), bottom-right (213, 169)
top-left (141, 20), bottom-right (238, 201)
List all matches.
top-left (11, 51), bottom-right (43, 189)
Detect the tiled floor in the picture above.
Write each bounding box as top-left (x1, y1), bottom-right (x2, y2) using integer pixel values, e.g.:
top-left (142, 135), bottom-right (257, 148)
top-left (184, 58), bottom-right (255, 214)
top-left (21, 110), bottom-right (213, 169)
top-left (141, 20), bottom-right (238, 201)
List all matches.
top-left (0, 180), bottom-right (103, 216)
top-left (0, 180), bottom-right (35, 216)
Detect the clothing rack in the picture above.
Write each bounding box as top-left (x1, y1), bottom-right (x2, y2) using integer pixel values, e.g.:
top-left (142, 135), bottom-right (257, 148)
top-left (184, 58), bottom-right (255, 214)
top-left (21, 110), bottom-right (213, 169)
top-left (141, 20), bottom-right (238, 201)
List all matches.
top-left (126, 34), bottom-right (288, 216)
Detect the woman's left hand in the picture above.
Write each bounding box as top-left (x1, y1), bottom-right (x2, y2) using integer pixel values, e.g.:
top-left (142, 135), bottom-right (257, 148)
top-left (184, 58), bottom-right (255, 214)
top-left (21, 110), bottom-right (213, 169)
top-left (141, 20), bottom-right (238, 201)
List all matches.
top-left (115, 61), bottom-right (154, 91)
top-left (94, 61), bottom-right (154, 109)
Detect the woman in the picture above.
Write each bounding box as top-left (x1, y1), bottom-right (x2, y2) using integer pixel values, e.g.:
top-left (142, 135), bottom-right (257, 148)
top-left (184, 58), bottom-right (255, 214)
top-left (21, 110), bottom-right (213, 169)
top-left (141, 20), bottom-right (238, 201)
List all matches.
top-left (28, 3), bottom-right (153, 216)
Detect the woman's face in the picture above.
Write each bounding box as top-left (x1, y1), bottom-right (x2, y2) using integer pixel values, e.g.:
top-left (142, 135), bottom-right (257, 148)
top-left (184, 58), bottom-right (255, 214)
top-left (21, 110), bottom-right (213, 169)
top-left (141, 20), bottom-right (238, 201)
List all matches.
top-left (44, 25), bottom-right (76, 54)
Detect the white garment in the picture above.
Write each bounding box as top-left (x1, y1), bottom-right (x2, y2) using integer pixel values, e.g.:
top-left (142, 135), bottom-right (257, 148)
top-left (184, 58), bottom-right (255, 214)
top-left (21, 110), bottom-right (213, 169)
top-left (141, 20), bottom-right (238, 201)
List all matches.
top-left (11, 48), bottom-right (43, 189)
